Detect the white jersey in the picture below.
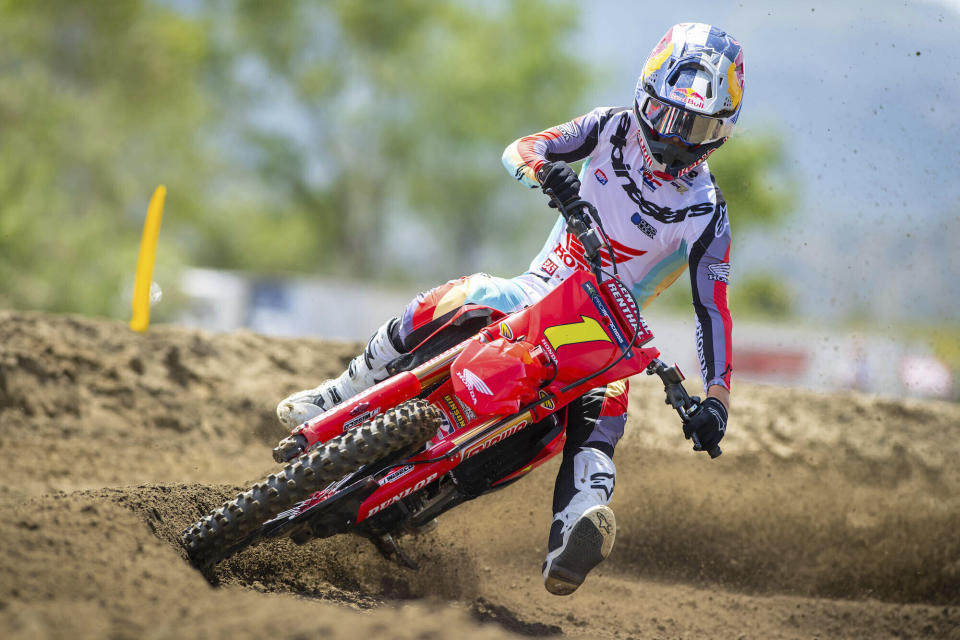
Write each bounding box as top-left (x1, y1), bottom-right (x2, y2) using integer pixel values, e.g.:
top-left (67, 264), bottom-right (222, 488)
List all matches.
top-left (502, 107), bottom-right (733, 390)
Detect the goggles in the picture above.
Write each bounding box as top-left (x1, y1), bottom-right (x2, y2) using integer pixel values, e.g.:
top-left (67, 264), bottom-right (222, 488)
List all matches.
top-left (635, 96), bottom-right (732, 146)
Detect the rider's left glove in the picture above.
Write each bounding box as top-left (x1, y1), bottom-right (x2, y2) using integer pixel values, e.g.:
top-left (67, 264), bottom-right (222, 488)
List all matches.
top-left (682, 397), bottom-right (727, 452)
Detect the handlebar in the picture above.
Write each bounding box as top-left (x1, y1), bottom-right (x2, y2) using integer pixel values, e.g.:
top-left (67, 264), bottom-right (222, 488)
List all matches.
top-left (646, 358), bottom-right (722, 459)
top-left (544, 190), bottom-right (608, 280)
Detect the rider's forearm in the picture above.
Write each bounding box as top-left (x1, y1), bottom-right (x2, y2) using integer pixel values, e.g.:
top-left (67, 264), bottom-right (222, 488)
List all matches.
top-left (501, 107), bottom-right (621, 189)
top-left (707, 384), bottom-right (729, 410)
top-left (688, 200), bottom-right (733, 395)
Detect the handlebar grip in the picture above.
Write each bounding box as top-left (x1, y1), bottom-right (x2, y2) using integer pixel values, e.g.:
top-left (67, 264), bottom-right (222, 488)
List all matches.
top-left (690, 433), bottom-right (722, 459)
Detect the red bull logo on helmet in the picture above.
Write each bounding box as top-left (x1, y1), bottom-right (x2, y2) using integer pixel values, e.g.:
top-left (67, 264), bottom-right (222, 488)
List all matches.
top-left (670, 87), bottom-right (705, 109)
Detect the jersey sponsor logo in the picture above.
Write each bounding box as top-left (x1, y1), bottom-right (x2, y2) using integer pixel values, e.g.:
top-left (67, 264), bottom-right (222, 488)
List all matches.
top-left (551, 233), bottom-right (646, 271)
top-left (642, 168), bottom-right (697, 193)
top-left (556, 121), bottom-right (580, 142)
top-left (629, 213), bottom-right (657, 239)
top-left (638, 199), bottom-right (713, 224)
top-left (594, 168), bottom-right (608, 185)
top-left (540, 258), bottom-right (559, 276)
top-left (715, 202), bottom-right (729, 237)
top-left (707, 262), bottom-right (730, 284)
top-left (695, 321), bottom-right (707, 382)
top-left (609, 113), bottom-right (713, 223)
top-left (641, 169), bottom-right (662, 190)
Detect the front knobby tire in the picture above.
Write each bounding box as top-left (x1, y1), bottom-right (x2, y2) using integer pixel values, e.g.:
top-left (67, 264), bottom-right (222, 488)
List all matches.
top-left (182, 399), bottom-right (441, 569)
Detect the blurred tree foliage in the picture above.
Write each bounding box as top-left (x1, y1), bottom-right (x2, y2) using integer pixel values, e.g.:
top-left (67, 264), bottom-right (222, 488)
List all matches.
top-left (0, 0), bottom-right (212, 315)
top-left (200, 0), bottom-right (588, 279)
top-left (0, 0), bottom-right (793, 318)
top-left (709, 132), bottom-right (794, 229)
top-left (730, 273), bottom-right (795, 319)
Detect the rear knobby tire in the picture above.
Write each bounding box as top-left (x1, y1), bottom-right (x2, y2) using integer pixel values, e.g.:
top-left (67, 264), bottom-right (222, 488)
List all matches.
top-left (181, 399), bottom-right (441, 569)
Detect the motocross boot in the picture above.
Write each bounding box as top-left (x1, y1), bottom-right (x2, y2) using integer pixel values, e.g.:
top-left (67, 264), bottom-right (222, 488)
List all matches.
top-left (542, 447), bottom-right (617, 596)
top-left (276, 318), bottom-right (404, 429)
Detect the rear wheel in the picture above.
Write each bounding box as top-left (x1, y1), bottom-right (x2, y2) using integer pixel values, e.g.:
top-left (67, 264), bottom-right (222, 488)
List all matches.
top-left (182, 399), bottom-right (442, 569)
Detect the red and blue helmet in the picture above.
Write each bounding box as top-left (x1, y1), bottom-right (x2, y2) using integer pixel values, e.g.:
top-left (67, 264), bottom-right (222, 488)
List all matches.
top-left (634, 23), bottom-right (745, 178)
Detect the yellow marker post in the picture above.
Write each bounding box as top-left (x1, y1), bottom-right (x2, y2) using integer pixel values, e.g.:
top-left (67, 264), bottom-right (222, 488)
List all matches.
top-left (129, 185), bottom-right (166, 332)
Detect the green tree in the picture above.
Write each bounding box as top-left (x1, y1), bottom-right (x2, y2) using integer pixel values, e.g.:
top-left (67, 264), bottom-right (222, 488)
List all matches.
top-left (197, 0), bottom-right (588, 280)
top-left (0, 0), bottom-right (215, 315)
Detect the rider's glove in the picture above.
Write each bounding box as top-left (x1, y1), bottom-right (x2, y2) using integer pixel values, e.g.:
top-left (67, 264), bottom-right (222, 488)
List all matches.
top-left (683, 397), bottom-right (727, 452)
top-left (537, 161), bottom-right (581, 207)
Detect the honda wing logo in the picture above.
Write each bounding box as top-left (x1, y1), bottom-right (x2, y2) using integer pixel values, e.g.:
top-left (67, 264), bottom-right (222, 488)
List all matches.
top-left (456, 367), bottom-right (493, 405)
top-left (707, 262), bottom-right (730, 284)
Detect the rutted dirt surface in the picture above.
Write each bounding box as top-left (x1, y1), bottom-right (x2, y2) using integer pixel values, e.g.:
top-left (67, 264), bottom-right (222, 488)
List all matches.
top-left (1, 309), bottom-right (958, 639)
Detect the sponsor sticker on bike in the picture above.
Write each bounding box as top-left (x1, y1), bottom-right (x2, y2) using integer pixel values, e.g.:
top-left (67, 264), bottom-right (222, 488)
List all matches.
top-left (343, 407), bottom-right (381, 431)
top-left (366, 472), bottom-right (439, 516)
top-left (456, 367), bottom-right (493, 406)
top-left (442, 394), bottom-right (467, 428)
top-left (381, 464), bottom-right (414, 484)
top-left (460, 420), bottom-right (528, 461)
top-left (600, 279), bottom-right (654, 346)
top-left (538, 390), bottom-right (555, 411)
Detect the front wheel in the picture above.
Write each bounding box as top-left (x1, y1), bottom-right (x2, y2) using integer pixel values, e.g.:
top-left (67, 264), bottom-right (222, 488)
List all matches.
top-left (182, 399), bottom-right (442, 569)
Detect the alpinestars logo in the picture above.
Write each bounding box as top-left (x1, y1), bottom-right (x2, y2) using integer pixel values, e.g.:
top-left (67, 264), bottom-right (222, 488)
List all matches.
top-left (609, 113), bottom-right (713, 224)
top-left (557, 121), bottom-right (580, 142)
top-left (456, 368), bottom-right (493, 405)
top-left (707, 262), bottom-right (730, 284)
top-left (714, 202), bottom-right (729, 238)
top-left (590, 472), bottom-right (615, 501)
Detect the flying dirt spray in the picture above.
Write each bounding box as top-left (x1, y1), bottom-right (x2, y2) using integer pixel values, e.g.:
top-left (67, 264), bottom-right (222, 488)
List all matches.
top-left (129, 185), bottom-right (166, 333)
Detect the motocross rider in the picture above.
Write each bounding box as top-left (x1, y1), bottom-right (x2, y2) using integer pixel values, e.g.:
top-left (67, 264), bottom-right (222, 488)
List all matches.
top-left (277, 23), bottom-right (740, 596)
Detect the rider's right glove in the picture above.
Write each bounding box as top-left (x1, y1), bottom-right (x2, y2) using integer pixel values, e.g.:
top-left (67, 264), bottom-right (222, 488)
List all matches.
top-left (537, 161), bottom-right (581, 207)
top-left (682, 397), bottom-right (727, 452)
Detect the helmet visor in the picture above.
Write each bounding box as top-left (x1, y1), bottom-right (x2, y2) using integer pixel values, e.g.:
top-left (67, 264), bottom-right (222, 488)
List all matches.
top-left (637, 96), bottom-right (730, 146)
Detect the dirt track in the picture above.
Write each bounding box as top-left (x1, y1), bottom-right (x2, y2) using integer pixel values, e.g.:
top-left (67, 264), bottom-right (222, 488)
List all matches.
top-left (1, 309), bottom-right (958, 639)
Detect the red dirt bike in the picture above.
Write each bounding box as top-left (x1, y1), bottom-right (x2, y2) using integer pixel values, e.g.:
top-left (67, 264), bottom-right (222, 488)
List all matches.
top-left (182, 195), bottom-right (720, 569)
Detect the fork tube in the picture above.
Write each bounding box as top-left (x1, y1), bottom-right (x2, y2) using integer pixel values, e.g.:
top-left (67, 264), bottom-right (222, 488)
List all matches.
top-left (410, 343), bottom-right (470, 389)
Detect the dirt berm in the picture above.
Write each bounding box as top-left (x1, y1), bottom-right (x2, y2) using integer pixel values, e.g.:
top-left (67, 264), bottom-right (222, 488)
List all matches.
top-left (1, 309), bottom-right (958, 639)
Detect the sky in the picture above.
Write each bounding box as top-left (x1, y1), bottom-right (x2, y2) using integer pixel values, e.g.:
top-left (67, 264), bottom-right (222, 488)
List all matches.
top-left (573, 0), bottom-right (960, 324)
